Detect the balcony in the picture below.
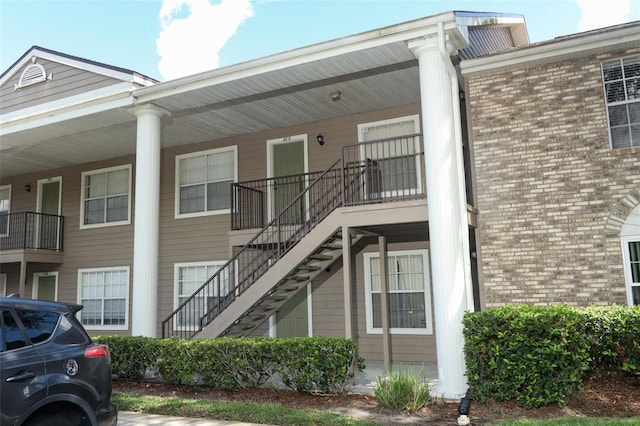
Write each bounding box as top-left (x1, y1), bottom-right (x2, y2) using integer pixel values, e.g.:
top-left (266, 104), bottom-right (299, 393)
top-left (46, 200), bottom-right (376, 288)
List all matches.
top-left (0, 212), bottom-right (64, 263)
top-left (231, 135), bottom-right (427, 231)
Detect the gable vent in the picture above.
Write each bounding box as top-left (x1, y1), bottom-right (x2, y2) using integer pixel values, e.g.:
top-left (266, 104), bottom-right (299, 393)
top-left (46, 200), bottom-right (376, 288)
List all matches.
top-left (15, 57), bottom-right (52, 90)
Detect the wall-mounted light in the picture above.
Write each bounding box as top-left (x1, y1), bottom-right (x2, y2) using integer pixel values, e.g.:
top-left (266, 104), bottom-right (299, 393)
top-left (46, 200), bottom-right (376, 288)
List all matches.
top-left (316, 134), bottom-right (325, 146)
top-left (330, 90), bottom-right (341, 102)
top-left (24, 184), bottom-right (31, 192)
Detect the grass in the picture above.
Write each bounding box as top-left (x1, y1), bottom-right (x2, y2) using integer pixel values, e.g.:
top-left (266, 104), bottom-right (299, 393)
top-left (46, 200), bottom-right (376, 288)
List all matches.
top-left (114, 392), bottom-right (638, 426)
top-left (112, 392), bottom-right (379, 426)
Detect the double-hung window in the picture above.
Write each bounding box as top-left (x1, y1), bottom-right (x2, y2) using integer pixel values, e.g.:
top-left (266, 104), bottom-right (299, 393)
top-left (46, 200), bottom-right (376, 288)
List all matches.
top-left (602, 55), bottom-right (640, 149)
top-left (176, 146), bottom-right (237, 218)
top-left (174, 262), bottom-right (228, 330)
top-left (77, 267), bottom-right (129, 330)
top-left (80, 165), bottom-right (131, 228)
top-left (364, 249), bottom-right (432, 335)
top-left (0, 185), bottom-right (10, 236)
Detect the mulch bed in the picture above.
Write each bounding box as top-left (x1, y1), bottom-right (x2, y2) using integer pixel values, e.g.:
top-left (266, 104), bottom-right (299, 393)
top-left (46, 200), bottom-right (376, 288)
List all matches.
top-left (113, 369), bottom-right (640, 424)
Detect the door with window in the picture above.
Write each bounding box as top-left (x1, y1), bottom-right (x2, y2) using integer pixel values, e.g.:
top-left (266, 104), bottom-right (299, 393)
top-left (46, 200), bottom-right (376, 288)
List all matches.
top-left (37, 177), bottom-right (61, 250)
top-left (357, 116), bottom-right (422, 199)
top-left (269, 137), bottom-right (307, 224)
top-left (33, 272), bottom-right (58, 301)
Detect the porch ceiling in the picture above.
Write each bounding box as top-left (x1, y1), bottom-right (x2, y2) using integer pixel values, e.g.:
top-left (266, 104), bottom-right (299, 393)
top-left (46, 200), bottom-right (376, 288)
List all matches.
top-left (0, 41), bottom-right (420, 180)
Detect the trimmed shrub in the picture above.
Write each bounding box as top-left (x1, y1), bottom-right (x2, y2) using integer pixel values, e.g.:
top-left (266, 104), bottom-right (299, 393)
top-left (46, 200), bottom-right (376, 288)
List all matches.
top-left (463, 304), bottom-right (591, 407)
top-left (582, 305), bottom-right (640, 372)
top-left (93, 335), bottom-right (363, 394)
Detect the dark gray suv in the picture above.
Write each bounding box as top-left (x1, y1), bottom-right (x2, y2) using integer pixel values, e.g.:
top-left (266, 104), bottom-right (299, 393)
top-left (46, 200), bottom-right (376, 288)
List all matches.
top-left (0, 296), bottom-right (117, 426)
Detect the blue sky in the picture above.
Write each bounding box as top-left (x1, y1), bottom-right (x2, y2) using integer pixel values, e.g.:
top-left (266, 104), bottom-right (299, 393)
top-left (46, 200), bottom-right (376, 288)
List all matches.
top-left (1, 0), bottom-right (639, 82)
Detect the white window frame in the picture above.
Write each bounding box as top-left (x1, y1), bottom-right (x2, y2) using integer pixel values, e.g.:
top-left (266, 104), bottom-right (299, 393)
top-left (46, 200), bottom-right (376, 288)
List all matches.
top-left (32, 271), bottom-right (59, 301)
top-left (0, 273), bottom-right (6, 297)
top-left (602, 55), bottom-right (640, 150)
top-left (0, 185), bottom-right (11, 237)
top-left (622, 236), bottom-right (640, 306)
top-left (357, 115), bottom-right (423, 198)
top-left (175, 146), bottom-right (238, 219)
top-left (77, 266), bottom-right (130, 331)
top-left (174, 261), bottom-right (228, 331)
top-left (80, 165), bottom-right (132, 229)
top-left (364, 249), bottom-right (433, 335)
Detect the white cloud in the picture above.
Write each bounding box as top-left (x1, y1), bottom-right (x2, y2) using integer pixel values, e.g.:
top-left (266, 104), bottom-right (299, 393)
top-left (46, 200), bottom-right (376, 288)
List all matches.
top-left (156, 0), bottom-right (254, 81)
top-left (576, 0), bottom-right (632, 31)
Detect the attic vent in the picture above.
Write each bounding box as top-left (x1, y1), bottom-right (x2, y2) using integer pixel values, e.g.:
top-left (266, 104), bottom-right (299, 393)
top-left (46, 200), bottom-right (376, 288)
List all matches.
top-left (15, 57), bottom-right (52, 90)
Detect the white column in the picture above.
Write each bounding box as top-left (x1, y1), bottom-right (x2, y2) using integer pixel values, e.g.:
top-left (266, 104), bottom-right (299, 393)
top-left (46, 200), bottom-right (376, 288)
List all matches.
top-left (128, 104), bottom-right (170, 337)
top-left (409, 33), bottom-right (471, 399)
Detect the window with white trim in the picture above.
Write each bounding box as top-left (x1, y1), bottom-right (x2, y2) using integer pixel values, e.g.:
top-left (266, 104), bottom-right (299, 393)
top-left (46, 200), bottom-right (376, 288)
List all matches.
top-left (174, 262), bottom-right (228, 330)
top-left (80, 165), bottom-right (131, 228)
top-left (0, 273), bottom-right (6, 297)
top-left (364, 249), bottom-right (432, 335)
top-left (176, 146), bottom-right (237, 218)
top-left (0, 185), bottom-right (10, 237)
top-left (602, 55), bottom-right (640, 149)
top-left (622, 238), bottom-right (640, 306)
top-left (77, 267), bottom-right (129, 330)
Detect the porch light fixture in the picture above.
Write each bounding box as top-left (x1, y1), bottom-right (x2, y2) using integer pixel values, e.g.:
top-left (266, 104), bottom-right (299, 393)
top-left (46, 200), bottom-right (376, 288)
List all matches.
top-left (330, 90), bottom-right (341, 101)
top-left (316, 134), bottom-right (325, 145)
top-left (24, 184), bottom-right (31, 192)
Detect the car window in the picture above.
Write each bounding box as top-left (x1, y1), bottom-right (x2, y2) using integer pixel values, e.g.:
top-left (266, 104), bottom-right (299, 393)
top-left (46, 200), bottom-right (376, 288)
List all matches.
top-left (15, 309), bottom-right (59, 345)
top-left (2, 309), bottom-right (28, 351)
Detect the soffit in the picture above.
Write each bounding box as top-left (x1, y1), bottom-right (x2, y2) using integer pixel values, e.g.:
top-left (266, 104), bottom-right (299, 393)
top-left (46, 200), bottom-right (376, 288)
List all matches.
top-left (1, 42), bottom-right (421, 179)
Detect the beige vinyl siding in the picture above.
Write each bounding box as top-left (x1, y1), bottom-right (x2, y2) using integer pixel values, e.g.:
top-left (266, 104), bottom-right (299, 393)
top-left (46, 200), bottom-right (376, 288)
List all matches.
top-left (0, 102), bottom-right (425, 339)
top-left (354, 238), bottom-right (436, 364)
top-left (153, 104), bottom-right (422, 333)
top-left (0, 157), bottom-right (134, 335)
top-left (1, 58), bottom-right (126, 115)
top-left (311, 271), bottom-right (346, 337)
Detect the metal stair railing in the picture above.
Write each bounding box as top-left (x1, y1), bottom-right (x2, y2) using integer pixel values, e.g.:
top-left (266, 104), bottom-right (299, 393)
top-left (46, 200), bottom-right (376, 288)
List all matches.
top-left (162, 158), bottom-right (345, 338)
top-left (161, 133), bottom-right (425, 339)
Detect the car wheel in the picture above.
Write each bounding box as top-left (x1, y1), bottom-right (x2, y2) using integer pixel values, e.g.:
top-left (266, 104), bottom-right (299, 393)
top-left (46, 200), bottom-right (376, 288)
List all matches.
top-left (26, 411), bottom-right (82, 426)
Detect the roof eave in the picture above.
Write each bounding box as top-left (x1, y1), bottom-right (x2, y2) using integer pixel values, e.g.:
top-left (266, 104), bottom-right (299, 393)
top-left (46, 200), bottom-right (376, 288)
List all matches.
top-left (460, 21), bottom-right (640, 76)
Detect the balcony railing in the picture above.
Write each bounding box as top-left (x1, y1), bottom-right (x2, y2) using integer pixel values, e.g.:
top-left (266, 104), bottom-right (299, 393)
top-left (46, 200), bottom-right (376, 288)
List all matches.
top-left (0, 212), bottom-right (64, 251)
top-left (232, 134), bottom-right (426, 230)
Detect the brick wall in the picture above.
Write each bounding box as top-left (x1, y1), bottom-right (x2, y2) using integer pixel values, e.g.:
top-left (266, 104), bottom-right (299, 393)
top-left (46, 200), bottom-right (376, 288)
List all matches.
top-left (467, 47), bottom-right (640, 308)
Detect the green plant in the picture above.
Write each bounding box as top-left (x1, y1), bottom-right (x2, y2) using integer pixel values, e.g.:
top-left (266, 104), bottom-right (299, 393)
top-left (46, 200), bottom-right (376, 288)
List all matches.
top-left (463, 304), bottom-right (591, 407)
top-left (93, 335), bottom-right (363, 394)
top-left (582, 305), bottom-right (640, 372)
top-left (373, 369), bottom-right (432, 412)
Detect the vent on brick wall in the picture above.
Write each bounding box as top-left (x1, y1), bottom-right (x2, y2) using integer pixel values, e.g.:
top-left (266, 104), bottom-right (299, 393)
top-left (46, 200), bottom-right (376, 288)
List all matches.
top-left (15, 57), bottom-right (52, 91)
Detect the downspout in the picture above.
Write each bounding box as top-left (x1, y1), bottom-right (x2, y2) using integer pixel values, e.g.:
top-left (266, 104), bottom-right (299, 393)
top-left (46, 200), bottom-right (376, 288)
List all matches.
top-left (437, 21), bottom-right (473, 426)
top-left (437, 21), bottom-right (474, 313)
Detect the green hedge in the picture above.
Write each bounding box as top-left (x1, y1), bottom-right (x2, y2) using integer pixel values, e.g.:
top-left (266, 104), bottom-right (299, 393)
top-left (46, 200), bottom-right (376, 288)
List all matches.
top-left (94, 336), bottom-right (363, 395)
top-left (463, 304), bottom-right (640, 408)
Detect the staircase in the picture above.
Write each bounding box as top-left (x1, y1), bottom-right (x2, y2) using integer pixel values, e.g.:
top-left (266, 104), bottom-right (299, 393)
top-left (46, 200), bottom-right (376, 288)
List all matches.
top-left (161, 134), bottom-right (425, 339)
top-left (162, 157), bottom-right (363, 338)
top-left (206, 227), bottom-right (363, 337)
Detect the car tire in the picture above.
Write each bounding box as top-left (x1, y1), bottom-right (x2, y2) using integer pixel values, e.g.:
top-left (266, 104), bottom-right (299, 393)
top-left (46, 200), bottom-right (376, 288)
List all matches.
top-left (26, 411), bottom-right (82, 426)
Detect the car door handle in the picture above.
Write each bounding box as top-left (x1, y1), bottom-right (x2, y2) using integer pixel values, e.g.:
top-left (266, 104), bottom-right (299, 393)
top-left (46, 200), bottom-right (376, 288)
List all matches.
top-left (6, 371), bottom-right (36, 382)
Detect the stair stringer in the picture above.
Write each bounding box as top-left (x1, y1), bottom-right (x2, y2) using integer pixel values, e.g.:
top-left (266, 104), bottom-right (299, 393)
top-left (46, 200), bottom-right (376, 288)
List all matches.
top-left (196, 207), bottom-right (352, 338)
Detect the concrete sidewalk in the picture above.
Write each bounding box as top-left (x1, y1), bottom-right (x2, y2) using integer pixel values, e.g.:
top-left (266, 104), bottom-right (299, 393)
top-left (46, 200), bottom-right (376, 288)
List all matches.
top-left (118, 411), bottom-right (269, 426)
